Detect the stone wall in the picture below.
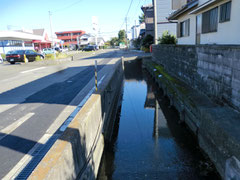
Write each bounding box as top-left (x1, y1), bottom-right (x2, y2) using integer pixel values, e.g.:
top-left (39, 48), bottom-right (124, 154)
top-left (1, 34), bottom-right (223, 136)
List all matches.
top-left (152, 44), bottom-right (240, 111)
top-left (143, 58), bottom-right (240, 179)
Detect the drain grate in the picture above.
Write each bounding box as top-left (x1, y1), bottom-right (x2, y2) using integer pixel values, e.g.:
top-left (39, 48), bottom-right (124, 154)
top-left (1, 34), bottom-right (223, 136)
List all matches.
top-left (15, 134), bottom-right (60, 180)
top-left (15, 75), bottom-right (106, 179)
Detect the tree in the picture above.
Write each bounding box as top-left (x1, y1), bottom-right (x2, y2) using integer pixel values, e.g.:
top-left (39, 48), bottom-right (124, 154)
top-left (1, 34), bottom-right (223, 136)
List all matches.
top-left (139, 13), bottom-right (145, 24)
top-left (132, 37), bottom-right (142, 49)
top-left (141, 34), bottom-right (153, 49)
top-left (118, 30), bottom-right (126, 43)
top-left (110, 37), bottom-right (119, 46)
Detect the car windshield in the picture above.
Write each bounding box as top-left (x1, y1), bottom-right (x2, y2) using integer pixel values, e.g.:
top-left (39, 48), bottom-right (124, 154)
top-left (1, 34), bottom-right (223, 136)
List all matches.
top-left (6, 51), bottom-right (13, 55)
top-left (11, 50), bottom-right (24, 54)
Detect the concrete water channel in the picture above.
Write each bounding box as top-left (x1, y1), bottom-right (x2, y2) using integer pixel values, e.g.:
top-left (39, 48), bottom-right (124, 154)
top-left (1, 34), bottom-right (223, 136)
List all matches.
top-left (97, 59), bottom-right (220, 180)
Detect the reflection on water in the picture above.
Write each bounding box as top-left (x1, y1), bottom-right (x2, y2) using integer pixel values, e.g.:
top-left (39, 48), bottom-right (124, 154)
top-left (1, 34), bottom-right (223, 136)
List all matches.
top-left (97, 60), bottom-right (220, 180)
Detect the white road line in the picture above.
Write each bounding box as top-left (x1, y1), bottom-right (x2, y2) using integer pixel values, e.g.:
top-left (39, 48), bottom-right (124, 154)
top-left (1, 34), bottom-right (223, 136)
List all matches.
top-left (20, 67), bottom-right (46, 74)
top-left (0, 113), bottom-right (35, 141)
top-left (2, 134), bottom-right (51, 180)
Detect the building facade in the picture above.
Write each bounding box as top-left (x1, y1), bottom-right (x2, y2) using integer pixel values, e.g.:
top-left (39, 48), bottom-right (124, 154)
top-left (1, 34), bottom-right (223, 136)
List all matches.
top-left (153, 0), bottom-right (177, 39)
top-left (141, 4), bottom-right (154, 37)
top-left (169, 0), bottom-right (239, 45)
top-left (131, 23), bottom-right (145, 40)
top-left (55, 30), bottom-right (85, 46)
top-left (0, 30), bottom-right (42, 54)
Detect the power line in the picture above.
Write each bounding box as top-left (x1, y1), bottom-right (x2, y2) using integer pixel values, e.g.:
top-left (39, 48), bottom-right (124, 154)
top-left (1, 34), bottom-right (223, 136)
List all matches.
top-left (119, 0), bottom-right (134, 30)
top-left (53, 0), bottom-right (83, 13)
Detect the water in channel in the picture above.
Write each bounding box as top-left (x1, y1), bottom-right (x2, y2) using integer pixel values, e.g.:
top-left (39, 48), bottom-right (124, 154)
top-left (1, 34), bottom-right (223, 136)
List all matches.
top-left (97, 59), bottom-right (220, 180)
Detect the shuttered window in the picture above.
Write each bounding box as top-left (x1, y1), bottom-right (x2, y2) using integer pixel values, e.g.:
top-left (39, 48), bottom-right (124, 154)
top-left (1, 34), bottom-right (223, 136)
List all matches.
top-left (179, 19), bottom-right (190, 37)
top-left (220, 1), bottom-right (231, 23)
top-left (202, 7), bottom-right (218, 33)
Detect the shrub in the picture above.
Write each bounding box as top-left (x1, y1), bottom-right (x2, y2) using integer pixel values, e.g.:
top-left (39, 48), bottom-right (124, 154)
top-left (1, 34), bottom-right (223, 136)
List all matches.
top-left (45, 54), bottom-right (55, 60)
top-left (141, 34), bottom-right (153, 52)
top-left (35, 55), bottom-right (43, 61)
top-left (141, 34), bottom-right (154, 49)
top-left (1, 53), bottom-right (6, 59)
top-left (158, 31), bottom-right (177, 44)
top-left (56, 53), bottom-right (68, 59)
top-left (132, 37), bottom-right (142, 49)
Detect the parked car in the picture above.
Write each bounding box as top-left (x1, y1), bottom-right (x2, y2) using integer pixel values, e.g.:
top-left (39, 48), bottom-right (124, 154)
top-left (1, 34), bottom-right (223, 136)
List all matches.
top-left (54, 47), bottom-right (62, 53)
top-left (42, 48), bottom-right (56, 55)
top-left (82, 45), bottom-right (97, 51)
top-left (0, 54), bottom-right (3, 63)
top-left (61, 48), bottom-right (68, 52)
top-left (6, 50), bottom-right (44, 64)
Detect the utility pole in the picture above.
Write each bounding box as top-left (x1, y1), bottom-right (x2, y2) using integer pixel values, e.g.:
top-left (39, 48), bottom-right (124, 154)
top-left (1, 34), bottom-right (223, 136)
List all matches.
top-left (125, 17), bottom-right (128, 48)
top-left (153, 0), bottom-right (158, 44)
top-left (48, 11), bottom-right (54, 47)
top-left (135, 20), bottom-right (137, 39)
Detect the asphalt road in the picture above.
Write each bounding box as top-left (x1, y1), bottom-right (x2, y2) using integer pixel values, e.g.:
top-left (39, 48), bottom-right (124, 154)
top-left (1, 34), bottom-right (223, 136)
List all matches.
top-left (0, 49), bottom-right (135, 179)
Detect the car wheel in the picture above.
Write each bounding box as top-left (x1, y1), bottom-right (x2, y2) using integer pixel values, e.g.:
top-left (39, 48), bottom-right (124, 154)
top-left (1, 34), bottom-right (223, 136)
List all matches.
top-left (10, 62), bottom-right (15, 64)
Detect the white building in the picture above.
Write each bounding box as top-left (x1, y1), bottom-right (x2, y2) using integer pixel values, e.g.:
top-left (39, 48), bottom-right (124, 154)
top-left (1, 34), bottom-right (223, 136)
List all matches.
top-left (0, 30), bottom-right (42, 54)
top-left (131, 23), bottom-right (145, 40)
top-left (169, 0), bottom-right (239, 45)
top-left (153, 0), bottom-right (177, 39)
top-left (79, 34), bottom-right (105, 47)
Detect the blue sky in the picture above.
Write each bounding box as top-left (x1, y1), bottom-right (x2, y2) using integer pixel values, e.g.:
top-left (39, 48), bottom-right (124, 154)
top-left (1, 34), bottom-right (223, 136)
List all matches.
top-left (0, 0), bottom-right (152, 39)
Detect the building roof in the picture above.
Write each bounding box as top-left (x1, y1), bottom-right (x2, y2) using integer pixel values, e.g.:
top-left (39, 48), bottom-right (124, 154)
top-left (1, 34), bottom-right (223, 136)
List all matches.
top-left (141, 4), bottom-right (153, 11)
top-left (32, 29), bottom-right (45, 36)
top-left (55, 30), bottom-right (85, 34)
top-left (189, 0), bottom-right (223, 14)
top-left (0, 31), bottom-right (42, 41)
top-left (168, 0), bottom-right (198, 20)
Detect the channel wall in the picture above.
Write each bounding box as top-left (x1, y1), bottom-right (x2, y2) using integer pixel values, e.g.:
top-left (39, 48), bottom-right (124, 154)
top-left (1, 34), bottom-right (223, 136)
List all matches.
top-left (143, 55), bottom-right (240, 179)
top-left (28, 58), bottom-right (124, 180)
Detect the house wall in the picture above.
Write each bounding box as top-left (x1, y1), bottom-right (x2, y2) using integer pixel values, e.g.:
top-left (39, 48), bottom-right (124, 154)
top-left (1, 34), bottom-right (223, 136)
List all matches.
top-left (177, 0), bottom-right (240, 45)
top-left (145, 8), bottom-right (154, 37)
top-left (0, 41), bottom-right (34, 54)
top-left (155, 0), bottom-right (177, 38)
top-left (157, 23), bottom-right (177, 37)
top-left (198, 0), bottom-right (240, 45)
top-left (177, 13), bottom-right (196, 44)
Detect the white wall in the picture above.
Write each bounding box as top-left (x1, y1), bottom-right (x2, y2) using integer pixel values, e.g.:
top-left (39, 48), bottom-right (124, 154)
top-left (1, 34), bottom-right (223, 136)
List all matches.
top-left (177, 0), bottom-right (240, 45)
top-left (199, 0), bottom-right (240, 45)
top-left (177, 14), bottom-right (196, 45)
top-left (156, 0), bottom-right (177, 38)
top-left (0, 46), bottom-right (34, 54)
top-left (157, 23), bottom-right (177, 37)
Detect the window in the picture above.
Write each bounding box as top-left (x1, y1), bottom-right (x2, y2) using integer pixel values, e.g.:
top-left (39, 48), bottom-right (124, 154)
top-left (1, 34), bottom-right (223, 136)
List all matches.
top-left (202, 7), bottom-right (218, 33)
top-left (24, 41), bottom-right (33, 47)
top-left (220, 1), bottom-right (231, 23)
top-left (179, 19), bottom-right (190, 37)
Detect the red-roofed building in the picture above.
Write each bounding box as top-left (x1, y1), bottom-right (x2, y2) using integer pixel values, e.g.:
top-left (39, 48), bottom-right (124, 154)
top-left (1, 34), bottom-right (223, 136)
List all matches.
top-left (55, 30), bottom-right (85, 46)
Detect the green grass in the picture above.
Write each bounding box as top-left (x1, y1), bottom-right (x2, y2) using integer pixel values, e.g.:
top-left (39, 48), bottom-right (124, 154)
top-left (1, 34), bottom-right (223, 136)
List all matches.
top-left (42, 53), bottom-right (70, 61)
top-left (1, 53), bottom-right (6, 59)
